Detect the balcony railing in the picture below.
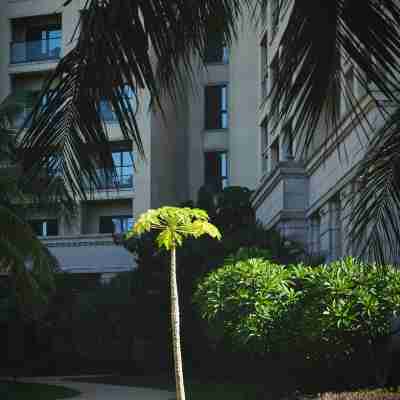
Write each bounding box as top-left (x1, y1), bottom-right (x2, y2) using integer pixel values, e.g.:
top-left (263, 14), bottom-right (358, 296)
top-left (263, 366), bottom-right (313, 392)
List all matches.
top-left (85, 169), bottom-right (134, 191)
top-left (10, 37), bottom-right (61, 64)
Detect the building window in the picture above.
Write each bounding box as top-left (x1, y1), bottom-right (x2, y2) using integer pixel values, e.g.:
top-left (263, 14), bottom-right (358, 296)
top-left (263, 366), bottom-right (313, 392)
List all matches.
top-left (282, 120), bottom-right (294, 161)
top-left (91, 148), bottom-right (133, 190)
top-left (205, 85), bottom-right (228, 130)
top-left (261, 36), bottom-right (269, 101)
top-left (271, 0), bottom-right (280, 38)
top-left (99, 215), bottom-right (133, 234)
top-left (261, 120), bottom-right (269, 174)
top-left (270, 139), bottom-right (280, 171)
top-left (344, 65), bottom-right (355, 112)
top-left (29, 219), bottom-right (58, 237)
top-left (204, 151), bottom-right (228, 192)
top-left (100, 85), bottom-right (136, 122)
top-left (204, 32), bottom-right (229, 64)
top-left (270, 56), bottom-right (280, 130)
top-left (112, 150), bottom-right (133, 188)
top-left (11, 21), bottom-right (62, 64)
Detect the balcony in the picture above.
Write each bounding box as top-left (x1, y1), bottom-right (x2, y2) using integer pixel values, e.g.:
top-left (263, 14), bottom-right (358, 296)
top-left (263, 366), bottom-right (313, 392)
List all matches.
top-left (9, 37), bottom-right (61, 74)
top-left (252, 161), bottom-right (308, 243)
top-left (42, 234), bottom-right (135, 274)
top-left (83, 169), bottom-right (134, 201)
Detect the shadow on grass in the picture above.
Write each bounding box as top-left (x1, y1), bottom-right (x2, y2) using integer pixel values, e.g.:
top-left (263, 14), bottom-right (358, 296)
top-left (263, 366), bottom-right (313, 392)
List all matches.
top-left (0, 381), bottom-right (80, 400)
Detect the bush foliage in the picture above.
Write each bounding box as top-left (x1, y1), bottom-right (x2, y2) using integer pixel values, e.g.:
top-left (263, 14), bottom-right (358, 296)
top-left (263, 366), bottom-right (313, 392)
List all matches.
top-left (195, 256), bottom-right (400, 360)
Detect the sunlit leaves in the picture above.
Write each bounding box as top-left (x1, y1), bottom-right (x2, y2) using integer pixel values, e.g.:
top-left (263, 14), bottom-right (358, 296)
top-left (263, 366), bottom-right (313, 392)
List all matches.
top-left (195, 256), bottom-right (400, 358)
top-left (127, 206), bottom-right (221, 250)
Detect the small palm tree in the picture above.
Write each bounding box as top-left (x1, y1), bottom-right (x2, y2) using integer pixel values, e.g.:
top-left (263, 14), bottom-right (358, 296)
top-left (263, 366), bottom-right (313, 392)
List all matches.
top-left (127, 206), bottom-right (221, 400)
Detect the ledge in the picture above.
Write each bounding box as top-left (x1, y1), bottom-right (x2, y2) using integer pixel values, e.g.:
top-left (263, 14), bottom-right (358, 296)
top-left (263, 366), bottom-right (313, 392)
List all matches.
top-left (252, 160), bottom-right (306, 209)
top-left (8, 58), bottom-right (59, 74)
top-left (42, 234), bottom-right (135, 274)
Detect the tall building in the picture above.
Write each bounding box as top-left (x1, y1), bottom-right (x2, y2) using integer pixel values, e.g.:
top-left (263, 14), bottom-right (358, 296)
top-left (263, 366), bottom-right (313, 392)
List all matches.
top-left (251, 0), bottom-right (385, 262)
top-left (0, 0), bottom-right (261, 281)
top-left (0, 0), bottom-right (384, 276)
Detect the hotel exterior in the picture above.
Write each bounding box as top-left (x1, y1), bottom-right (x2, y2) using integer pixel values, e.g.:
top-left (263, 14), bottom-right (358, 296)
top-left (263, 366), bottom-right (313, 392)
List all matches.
top-left (0, 0), bottom-right (382, 279)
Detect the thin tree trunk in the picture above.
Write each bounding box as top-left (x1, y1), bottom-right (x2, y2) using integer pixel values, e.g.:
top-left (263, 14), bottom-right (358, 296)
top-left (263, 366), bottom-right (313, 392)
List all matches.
top-left (170, 246), bottom-right (185, 400)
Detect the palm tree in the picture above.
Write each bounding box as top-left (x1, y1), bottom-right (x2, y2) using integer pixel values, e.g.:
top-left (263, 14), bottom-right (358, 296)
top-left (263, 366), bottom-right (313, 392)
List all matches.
top-left (0, 92), bottom-right (76, 315)
top-left (268, 0), bottom-right (400, 263)
top-left (127, 207), bottom-right (221, 400)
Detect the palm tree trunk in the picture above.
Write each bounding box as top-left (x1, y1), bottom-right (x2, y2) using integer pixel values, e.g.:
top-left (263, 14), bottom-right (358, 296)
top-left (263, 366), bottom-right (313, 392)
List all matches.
top-left (170, 246), bottom-right (185, 400)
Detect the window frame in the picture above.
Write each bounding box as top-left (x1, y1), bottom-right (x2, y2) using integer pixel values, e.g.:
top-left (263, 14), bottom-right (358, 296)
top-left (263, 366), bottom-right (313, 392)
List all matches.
top-left (204, 151), bottom-right (229, 192)
top-left (29, 219), bottom-right (58, 237)
top-left (99, 84), bottom-right (137, 123)
top-left (204, 84), bottom-right (229, 130)
top-left (111, 149), bottom-right (134, 189)
top-left (204, 32), bottom-right (229, 64)
top-left (99, 215), bottom-right (134, 234)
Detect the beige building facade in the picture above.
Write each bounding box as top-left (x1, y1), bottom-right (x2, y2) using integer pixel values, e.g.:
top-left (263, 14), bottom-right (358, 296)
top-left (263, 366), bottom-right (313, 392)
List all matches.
top-left (0, 0), bottom-right (263, 279)
top-left (1, 0), bottom-right (381, 274)
top-left (251, 0), bottom-right (386, 262)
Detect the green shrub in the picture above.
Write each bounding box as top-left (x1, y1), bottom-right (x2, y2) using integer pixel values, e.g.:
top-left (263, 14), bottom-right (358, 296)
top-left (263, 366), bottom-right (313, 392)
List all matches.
top-left (195, 257), bottom-right (400, 361)
top-left (194, 254), bottom-right (301, 353)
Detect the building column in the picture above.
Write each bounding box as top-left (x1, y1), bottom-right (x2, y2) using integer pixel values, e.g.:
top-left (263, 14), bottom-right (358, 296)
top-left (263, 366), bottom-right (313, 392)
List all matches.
top-left (61, 201), bottom-right (83, 236)
top-left (309, 214), bottom-right (321, 256)
top-left (319, 205), bottom-right (330, 260)
top-left (328, 196), bottom-right (342, 261)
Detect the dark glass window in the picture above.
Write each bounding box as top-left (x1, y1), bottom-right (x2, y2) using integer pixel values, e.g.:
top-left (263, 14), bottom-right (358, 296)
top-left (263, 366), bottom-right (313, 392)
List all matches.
top-left (99, 216), bottom-right (133, 234)
top-left (205, 85), bottom-right (228, 130)
top-left (29, 219), bottom-right (58, 237)
top-left (100, 85), bottom-right (136, 122)
top-left (25, 25), bottom-right (61, 61)
top-left (204, 151), bottom-right (229, 192)
top-left (204, 32), bottom-right (229, 64)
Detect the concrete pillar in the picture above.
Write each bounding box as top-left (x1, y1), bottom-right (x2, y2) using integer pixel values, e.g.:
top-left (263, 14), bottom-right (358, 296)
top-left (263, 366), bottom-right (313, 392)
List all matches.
top-left (329, 197), bottom-right (342, 260)
top-left (319, 205), bottom-right (330, 260)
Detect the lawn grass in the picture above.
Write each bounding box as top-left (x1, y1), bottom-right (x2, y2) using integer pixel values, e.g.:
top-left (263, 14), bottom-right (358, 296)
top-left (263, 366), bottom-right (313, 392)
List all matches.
top-left (0, 381), bottom-right (80, 400)
top-left (72, 374), bottom-right (266, 400)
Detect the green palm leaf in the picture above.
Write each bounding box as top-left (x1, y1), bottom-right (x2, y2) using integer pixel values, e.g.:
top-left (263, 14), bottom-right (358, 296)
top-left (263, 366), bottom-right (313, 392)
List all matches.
top-left (350, 103), bottom-right (400, 264)
top-left (271, 0), bottom-right (400, 260)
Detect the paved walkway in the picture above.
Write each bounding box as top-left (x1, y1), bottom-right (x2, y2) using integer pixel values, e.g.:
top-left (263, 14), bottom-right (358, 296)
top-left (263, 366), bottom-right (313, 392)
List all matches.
top-left (20, 376), bottom-right (175, 400)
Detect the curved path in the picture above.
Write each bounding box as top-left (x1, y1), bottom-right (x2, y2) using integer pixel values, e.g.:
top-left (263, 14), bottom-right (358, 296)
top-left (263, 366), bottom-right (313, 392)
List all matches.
top-left (20, 376), bottom-right (175, 400)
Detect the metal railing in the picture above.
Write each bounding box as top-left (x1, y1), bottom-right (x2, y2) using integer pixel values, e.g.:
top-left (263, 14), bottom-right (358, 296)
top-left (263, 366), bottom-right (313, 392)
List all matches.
top-left (10, 37), bottom-right (61, 64)
top-left (85, 169), bottom-right (134, 190)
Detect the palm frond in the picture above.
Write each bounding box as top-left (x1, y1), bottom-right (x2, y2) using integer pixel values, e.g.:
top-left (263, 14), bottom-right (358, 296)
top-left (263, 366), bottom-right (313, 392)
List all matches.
top-left (0, 92), bottom-right (75, 310)
top-left (19, 0), bottom-right (250, 198)
top-left (272, 0), bottom-right (400, 158)
top-left (349, 103), bottom-right (400, 265)
top-left (0, 205), bottom-right (57, 308)
top-left (0, 92), bottom-right (77, 220)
